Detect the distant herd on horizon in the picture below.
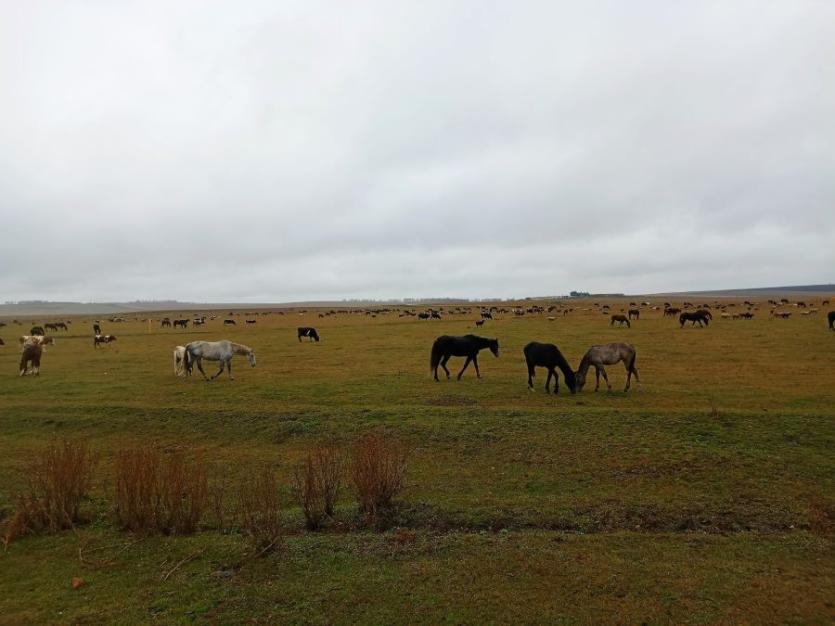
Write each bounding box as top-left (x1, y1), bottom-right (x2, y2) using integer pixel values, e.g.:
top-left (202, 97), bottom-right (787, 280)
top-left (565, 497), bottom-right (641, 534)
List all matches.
top-left (3, 298), bottom-right (833, 385)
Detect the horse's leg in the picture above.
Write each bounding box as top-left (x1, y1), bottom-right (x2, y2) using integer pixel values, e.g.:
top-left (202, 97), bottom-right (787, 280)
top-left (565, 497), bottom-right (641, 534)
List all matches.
top-left (594, 367), bottom-right (600, 391)
top-left (527, 364), bottom-right (536, 390)
top-left (600, 367), bottom-right (611, 391)
top-left (624, 361), bottom-right (632, 391)
top-left (550, 367), bottom-right (560, 394)
top-left (227, 359), bottom-right (234, 380)
top-left (472, 355), bottom-right (481, 378)
top-left (457, 356), bottom-right (472, 380)
top-left (211, 360), bottom-right (225, 379)
top-left (440, 355), bottom-right (451, 379)
top-left (544, 368), bottom-right (552, 393)
top-left (196, 358), bottom-right (209, 381)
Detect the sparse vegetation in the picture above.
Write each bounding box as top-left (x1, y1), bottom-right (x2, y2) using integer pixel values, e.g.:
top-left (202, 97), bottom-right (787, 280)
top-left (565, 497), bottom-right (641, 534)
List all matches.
top-left (350, 432), bottom-right (408, 525)
top-left (291, 442), bottom-right (344, 530)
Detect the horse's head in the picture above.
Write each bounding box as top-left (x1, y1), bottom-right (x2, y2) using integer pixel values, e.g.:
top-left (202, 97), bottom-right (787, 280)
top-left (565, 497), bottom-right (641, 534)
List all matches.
top-left (247, 351), bottom-right (256, 367)
top-left (489, 339), bottom-right (499, 357)
top-left (574, 370), bottom-right (586, 391)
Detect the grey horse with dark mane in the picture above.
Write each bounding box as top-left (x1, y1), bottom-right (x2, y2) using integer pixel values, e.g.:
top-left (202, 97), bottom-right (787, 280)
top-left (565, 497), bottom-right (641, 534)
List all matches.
top-left (183, 340), bottom-right (256, 381)
top-left (575, 343), bottom-right (639, 392)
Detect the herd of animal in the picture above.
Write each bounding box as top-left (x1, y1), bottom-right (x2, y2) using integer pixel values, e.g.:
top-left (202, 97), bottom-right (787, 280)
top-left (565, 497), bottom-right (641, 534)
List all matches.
top-left (3, 300), bottom-right (834, 381)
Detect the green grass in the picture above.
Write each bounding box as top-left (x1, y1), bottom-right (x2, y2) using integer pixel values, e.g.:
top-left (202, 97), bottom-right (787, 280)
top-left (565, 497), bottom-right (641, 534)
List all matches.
top-left (1, 302), bottom-right (833, 624)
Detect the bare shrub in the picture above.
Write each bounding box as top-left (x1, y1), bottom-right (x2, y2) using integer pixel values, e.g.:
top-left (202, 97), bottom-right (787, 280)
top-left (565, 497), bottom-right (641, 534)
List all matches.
top-left (291, 443), bottom-right (344, 530)
top-left (350, 432), bottom-right (408, 524)
top-left (2, 439), bottom-right (96, 547)
top-left (235, 466), bottom-right (282, 553)
top-left (209, 470), bottom-right (231, 533)
top-left (114, 446), bottom-right (207, 535)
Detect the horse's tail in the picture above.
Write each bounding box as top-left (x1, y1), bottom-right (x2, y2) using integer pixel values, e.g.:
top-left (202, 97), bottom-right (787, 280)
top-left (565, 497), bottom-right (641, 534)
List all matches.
top-left (182, 344), bottom-right (191, 374)
top-left (627, 348), bottom-right (639, 378)
top-left (430, 338), bottom-right (442, 372)
top-left (553, 348), bottom-right (577, 392)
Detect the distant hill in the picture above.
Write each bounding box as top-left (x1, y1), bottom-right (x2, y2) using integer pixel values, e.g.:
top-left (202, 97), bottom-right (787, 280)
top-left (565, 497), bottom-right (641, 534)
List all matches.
top-left (651, 284), bottom-right (835, 298)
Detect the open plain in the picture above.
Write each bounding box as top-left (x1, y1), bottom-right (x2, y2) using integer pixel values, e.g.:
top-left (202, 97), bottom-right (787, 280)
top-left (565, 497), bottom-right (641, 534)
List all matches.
top-left (1, 299), bottom-right (833, 624)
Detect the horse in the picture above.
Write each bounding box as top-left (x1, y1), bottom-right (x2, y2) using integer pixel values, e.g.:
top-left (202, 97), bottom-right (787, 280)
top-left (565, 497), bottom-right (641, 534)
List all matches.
top-left (430, 335), bottom-right (499, 381)
top-left (481, 311), bottom-right (493, 320)
top-left (19, 343), bottom-right (44, 376)
top-left (610, 314), bottom-right (631, 328)
top-left (679, 311), bottom-right (709, 328)
top-left (664, 307), bottom-right (681, 317)
top-left (160, 319), bottom-right (171, 328)
top-left (173, 319), bottom-right (189, 329)
top-left (19, 335), bottom-right (54, 351)
top-left (297, 327), bottom-right (320, 342)
top-left (94, 334), bottom-right (117, 348)
top-left (828, 311), bottom-right (835, 330)
top-left (44, 323), bottom-right (58, 332)
top-left (695, 308), bottom-right (713, 320)
top-left (173, 345), bottom-right (187, 376)
top-left (223, 319), bottom-right (237, 326)
top-left (183, 340), bottom-right (255, 381)
top-left (245, 319), bottom-right (257, 325)
top-left (55, 322), bottom-right (68, 331)
top-left (627, 308), bottom-right (640, 320)
top-left (475, 319), bottom-right (485, 327)
top-left (575, 343), bottom-right (639, 392)
top-left (523, 342), bottom-right (576, 394)
top-left (30, 326), bottom-right (45, 336)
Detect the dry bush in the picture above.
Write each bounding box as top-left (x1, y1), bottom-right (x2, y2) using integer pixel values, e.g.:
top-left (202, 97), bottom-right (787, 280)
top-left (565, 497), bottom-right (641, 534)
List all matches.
top-left (235, 466), bottom-right (283, 553)
top-left (350, 432), bottom-right (408, 524)
top-left (2, 439), bottom-right (96, 547)
top-left (114, 446), bottom-right (207, 535)
top-left (209, 470), bottom-right (231, 533)
top-left (291, 443), bottom-right (344, 530)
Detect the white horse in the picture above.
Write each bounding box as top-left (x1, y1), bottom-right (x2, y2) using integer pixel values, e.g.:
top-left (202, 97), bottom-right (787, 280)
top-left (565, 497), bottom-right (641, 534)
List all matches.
top-left (183, 340), bottom-right (255, 381)
top-left (173, 345), bottom-right (186, 376)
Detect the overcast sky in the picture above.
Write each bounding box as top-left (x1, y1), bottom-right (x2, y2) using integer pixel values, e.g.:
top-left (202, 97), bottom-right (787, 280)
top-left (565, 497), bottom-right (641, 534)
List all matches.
top-left (1, 1), bottom-right (833, 302)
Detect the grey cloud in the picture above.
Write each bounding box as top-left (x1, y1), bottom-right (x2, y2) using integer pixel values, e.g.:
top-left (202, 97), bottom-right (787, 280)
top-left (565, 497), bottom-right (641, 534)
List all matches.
top-left (1, 1), bottom-right (833, 302)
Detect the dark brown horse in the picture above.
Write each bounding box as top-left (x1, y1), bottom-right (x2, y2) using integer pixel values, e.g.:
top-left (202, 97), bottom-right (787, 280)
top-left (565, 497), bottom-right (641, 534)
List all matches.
top-left (828, 310), bottom-right (835, 330)
top-left (523, 342), bottom-right (576, 394)
top-left (19, 343), bottom-right (43, 376)
top-left (431, 335), bottom-right (499, 381)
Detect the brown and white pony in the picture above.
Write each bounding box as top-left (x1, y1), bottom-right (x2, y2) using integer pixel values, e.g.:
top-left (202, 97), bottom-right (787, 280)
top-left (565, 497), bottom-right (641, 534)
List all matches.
top-left (94, 334), bottom-right (117, 348)
top-left (19, 335), bottom-right (55, 352)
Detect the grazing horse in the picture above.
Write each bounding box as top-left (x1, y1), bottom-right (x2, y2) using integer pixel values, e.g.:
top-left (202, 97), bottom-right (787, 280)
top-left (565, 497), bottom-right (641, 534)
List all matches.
top-left (55, 322), bottom-right (68, 331)
top-left (610, 314), bottom-right (631, 328)
top-left (160, 319), bottom-right (171, 328)
top-left (223, 319), bottom-right (237, 326)
top-left (19, 343), bottom-right (44, 376)
top-left (30, 326), bottom-right (45, 336)
top-left (297, 327), bottom-right (320, 342)
top-left (45, 323), bottom-right (58, 332)
top-left (679, 311), bottom-right (710, 328)
top-left (575, 343), bottom-right (639, 392)
top-left (183, 340), bottom-right (256, 381)
top-left (173, 345), bottom-right (187, 376)
top-left (173, 319), bottom-right (189, 329)
top-left (430, 335), bottom-right (499, 381)
top-left (628, 308), bottom-right (640, 320)
top-left (523, 342), bottom-right (576, 394)
top-left (664, 307), bottom-right (681, 317)
top-left (94, 334), bottom-right (117, 348)
top-left (828, 310), bottom-right (835, 330)
top-left (481, 311), bottom-right (493, 320)
top-left (475, 319), bottom-right (485, 327)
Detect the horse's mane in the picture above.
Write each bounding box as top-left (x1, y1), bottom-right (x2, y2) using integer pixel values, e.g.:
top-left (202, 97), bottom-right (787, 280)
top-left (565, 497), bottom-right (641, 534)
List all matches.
top-left (230, 342), bottom-right (253, 355)
top-left (577, 351), bottom-right (592, 375)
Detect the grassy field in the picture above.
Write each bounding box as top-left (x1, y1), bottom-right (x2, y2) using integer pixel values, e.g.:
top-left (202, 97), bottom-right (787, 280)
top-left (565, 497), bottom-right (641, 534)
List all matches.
top-left (1, 300), bottom-right (833, 624)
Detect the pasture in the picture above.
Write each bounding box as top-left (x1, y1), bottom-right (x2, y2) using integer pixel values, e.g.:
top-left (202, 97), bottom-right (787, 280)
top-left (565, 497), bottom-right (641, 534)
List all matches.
top-left (0, 301), bottom-right (833, 624)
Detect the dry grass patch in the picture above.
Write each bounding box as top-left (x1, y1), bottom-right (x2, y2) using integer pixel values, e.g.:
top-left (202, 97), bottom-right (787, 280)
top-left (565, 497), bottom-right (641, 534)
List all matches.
top-left (350, 432), bottom-right (408, 525)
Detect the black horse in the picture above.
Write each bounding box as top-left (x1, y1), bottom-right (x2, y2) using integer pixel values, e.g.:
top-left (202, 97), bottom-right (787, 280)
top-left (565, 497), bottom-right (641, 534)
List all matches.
top-left (430, 335), bottom-right (499, 381)
top-left (828, 310), bottom-right (835, 330)
top-left (30, 326), bottom-right (45, 336)
top-left (298, 327), bottom-right (320, 342)
top-left (679, 311), bottom-right (710, 328)
top-left (523, 342), bottom-right (576, 394)
top-left (173, 319), bottom-right (189, 329)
